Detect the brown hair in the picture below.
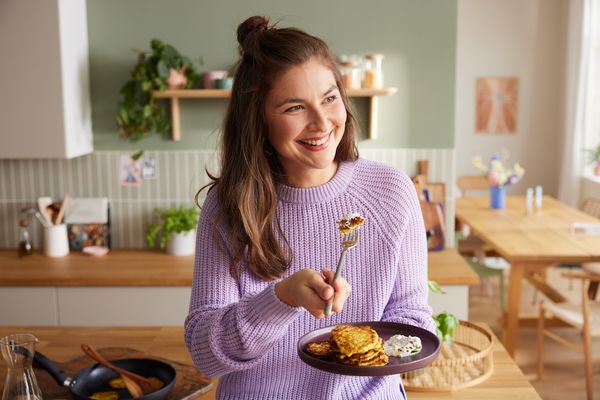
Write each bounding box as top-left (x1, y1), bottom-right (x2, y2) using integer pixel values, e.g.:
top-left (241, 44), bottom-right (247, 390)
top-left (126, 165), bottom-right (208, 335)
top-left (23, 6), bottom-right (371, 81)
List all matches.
top-left (199, 16), bottom-right (359, 281)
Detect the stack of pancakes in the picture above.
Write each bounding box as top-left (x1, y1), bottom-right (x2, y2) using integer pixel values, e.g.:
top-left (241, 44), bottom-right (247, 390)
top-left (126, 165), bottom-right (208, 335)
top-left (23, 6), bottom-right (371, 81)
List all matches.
top-left (306, 325), bottom-right (389, 367)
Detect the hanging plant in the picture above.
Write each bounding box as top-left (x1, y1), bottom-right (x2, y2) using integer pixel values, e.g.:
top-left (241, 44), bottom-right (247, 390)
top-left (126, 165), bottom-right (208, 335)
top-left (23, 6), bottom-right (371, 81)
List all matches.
top-left (117, 39), bottom-right (199, 142)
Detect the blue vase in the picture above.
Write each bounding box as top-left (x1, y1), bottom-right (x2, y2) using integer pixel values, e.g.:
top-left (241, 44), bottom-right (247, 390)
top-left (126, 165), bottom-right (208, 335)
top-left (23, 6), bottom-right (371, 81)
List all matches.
top-left (490, 186), bottom-right (505, 209)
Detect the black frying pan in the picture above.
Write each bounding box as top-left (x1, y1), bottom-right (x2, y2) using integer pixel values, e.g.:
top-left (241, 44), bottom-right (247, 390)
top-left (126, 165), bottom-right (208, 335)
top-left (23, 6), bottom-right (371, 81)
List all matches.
top-left (33, 351), bottom-right (176, 400)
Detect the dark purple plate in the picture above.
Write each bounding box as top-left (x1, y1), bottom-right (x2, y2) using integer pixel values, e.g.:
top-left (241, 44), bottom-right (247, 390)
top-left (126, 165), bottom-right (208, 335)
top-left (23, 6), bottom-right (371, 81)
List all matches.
top-left (297, 321), bottom-right (440, 376)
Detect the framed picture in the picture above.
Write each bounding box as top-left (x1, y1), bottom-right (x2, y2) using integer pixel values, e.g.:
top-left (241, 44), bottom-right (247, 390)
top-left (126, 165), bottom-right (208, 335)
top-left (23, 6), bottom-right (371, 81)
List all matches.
top-left (476, 77), bottom-right (518, 134)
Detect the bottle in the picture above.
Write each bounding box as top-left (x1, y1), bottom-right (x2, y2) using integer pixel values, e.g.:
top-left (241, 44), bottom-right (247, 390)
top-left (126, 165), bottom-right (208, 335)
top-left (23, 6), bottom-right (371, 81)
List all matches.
top-left (0, 333), bottom-right (43, 400)
top-left (362, 54), bottom-right (384, 89)
top-left (18, 218), bottom-right (33, 257)
top-left (525, 187), bottom-right (533, 215)
top-left (339, 60), bottom-right (361, 90)
top-left (535, 185), bottom-right (543, 211)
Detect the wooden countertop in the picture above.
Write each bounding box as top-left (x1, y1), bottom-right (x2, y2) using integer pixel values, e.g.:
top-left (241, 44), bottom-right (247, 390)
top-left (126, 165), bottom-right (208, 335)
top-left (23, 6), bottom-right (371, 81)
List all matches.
top-left (0, 325), bottom-right (539, 400)
top-left (0, 248), bottom-right (478, 287)
top-left (0, 250), bottom-right (194, 286)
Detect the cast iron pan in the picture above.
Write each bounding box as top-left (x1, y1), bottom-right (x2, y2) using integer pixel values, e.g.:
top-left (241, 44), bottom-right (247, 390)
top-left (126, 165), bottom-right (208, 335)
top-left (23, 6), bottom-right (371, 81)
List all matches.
top-left (33, 351), bottom-right (176, 400)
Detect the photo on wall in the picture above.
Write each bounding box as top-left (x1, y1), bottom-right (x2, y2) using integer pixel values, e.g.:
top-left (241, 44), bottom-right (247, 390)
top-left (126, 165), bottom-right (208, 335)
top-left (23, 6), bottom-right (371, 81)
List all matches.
top-left (475, 77), bottom-right (518, 134)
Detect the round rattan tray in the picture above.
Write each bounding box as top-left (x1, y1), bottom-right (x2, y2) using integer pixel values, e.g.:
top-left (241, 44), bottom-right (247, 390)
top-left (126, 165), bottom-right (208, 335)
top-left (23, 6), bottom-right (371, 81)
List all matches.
top-left (400, 321), bottom-right (494, 391)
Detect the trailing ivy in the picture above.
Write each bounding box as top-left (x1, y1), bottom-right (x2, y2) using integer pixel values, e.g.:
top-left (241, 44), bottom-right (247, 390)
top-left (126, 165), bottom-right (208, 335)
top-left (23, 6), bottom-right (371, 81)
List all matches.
top-left (117, 39), bottom-right (199, 142)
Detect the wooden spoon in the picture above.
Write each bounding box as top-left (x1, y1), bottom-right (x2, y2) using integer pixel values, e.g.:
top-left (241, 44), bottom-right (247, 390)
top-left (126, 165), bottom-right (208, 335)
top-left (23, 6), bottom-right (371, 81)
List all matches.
top-left (81, 344), bottom-right (154, 397)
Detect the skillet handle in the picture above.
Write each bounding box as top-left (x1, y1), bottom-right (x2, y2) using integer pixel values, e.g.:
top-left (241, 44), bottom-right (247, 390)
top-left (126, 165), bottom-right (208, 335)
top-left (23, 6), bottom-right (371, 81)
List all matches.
top-left (33, 351), bottom-right (72, 387)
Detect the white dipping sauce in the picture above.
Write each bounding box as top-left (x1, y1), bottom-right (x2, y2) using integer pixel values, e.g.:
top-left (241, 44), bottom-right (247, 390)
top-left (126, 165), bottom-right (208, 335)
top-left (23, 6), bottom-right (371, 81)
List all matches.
top-left (384, 334), bottom-right (422, 357)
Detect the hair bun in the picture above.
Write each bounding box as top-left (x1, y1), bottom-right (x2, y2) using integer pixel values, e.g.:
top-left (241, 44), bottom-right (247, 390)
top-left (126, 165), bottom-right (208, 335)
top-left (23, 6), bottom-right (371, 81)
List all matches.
top-left (237, 16), bottom-right (270, 54)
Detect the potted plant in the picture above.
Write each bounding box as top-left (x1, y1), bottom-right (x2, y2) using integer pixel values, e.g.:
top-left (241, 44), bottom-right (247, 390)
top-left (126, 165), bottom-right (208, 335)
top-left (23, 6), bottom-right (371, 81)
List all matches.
top-left (145, 205), bottom-right (199, 256)
top-left (586, 144), bottom-right (600, 176)
top-left (117, 39), bottom-right (199, 142)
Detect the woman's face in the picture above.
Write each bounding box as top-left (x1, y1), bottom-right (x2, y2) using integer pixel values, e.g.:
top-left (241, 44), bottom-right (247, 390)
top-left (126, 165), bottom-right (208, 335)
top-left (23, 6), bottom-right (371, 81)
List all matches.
top-left (264, 58), bottom-right (347, 188)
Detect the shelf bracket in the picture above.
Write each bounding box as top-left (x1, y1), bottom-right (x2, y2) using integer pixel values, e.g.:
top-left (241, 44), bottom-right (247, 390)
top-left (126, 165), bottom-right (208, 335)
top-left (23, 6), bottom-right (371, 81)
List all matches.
top-left (170, 97), bottom-right (181, 141)
top-left (368, 96), bottom-right (379, 140)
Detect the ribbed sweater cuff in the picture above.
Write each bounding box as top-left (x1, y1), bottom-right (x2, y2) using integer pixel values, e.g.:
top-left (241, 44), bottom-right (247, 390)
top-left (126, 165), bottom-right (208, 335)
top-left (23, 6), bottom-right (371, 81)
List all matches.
top-left (245, 283), bottom-right (301, 328)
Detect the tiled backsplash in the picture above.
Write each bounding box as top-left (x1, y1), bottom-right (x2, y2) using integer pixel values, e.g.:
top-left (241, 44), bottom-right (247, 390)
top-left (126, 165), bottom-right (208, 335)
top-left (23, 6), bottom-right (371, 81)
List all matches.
top-left (0, 149), bottom-right (455, 249)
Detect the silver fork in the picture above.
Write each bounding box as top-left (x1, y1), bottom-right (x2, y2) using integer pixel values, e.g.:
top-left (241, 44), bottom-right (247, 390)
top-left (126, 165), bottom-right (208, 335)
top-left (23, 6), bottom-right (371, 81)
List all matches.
top-left (324, 228), bottom-right (359, 316)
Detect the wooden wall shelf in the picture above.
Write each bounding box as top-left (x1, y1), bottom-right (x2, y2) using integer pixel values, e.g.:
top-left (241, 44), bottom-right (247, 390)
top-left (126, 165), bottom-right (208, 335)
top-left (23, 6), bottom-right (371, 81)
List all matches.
top-left (153, 87), bottom-right (397, 141)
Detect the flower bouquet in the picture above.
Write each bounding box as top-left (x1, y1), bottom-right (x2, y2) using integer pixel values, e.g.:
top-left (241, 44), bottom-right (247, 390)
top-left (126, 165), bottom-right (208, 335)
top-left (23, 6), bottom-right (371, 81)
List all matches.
top-left (473, 154), bottom-right (525, 209)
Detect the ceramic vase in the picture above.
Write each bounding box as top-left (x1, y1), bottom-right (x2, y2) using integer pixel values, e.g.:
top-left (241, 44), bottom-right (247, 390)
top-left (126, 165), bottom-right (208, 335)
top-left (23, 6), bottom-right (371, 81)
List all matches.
top-left (490, 186), bottom-right (505, 209)
top-left (166, 231), bottom-right (196, 256)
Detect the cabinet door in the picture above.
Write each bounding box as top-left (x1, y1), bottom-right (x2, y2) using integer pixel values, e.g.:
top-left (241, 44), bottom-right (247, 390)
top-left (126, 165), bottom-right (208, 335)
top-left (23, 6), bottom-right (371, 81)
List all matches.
top-left (0, 0), bottom-right (93, 159)
top-left (57, 287), bottom-right (192, 326)
top-left (0, 287), bottom-right (59, 326)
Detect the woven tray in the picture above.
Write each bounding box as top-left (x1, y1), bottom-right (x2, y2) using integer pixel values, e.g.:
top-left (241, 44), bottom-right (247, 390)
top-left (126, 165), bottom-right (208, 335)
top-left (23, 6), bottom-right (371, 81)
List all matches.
top-left (401, 321), bottom-right (494, 391)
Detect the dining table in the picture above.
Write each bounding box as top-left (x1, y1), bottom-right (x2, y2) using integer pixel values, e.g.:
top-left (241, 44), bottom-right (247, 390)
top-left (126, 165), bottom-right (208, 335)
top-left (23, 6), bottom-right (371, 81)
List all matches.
top-left (455, 195), bottom-right (600, 356)
top-left (0, 325), bottom-right (541, 400)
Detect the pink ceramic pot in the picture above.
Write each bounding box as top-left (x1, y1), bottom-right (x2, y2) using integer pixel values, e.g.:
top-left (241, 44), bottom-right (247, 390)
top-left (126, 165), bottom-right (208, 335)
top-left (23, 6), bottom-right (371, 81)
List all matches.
top-left (167, 68), bottom-right (188, 89)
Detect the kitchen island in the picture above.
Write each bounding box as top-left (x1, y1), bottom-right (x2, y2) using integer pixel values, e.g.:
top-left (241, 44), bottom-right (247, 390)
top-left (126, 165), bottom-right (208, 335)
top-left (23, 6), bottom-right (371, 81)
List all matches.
top-left (0, 325), bottom-right (540, 399)
top-left (0, 248), bottom-right (478, 325)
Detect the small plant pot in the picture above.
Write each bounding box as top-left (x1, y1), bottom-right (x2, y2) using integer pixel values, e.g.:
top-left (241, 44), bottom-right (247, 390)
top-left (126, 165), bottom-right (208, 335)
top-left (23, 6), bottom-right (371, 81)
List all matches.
top-left (167, 67), bottom-right (188, 89)
top-left (166, 231), bottom-right (196, 256)
top-left (595, 161), bottom-right (600, 177)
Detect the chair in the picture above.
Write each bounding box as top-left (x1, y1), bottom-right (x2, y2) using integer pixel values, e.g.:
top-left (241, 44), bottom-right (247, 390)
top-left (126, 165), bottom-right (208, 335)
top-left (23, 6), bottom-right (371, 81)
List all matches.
top-left (559, 197), bottom-right (600, 289)
top-left (456, 175), bottom-right (508, 311)
top-left (537, 269), bottom-right (600, 400)
top-left (456, 175), bottom-right (498, 258)
top-left (457, 174), bottom-right (489, 197)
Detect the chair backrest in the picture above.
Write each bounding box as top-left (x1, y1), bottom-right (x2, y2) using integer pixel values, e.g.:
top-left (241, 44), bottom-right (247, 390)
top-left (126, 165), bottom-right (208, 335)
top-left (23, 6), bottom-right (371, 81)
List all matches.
top-left (457, 175), bottom-right (488, 197)
top-left (581, 197), bottom-right (600, 219)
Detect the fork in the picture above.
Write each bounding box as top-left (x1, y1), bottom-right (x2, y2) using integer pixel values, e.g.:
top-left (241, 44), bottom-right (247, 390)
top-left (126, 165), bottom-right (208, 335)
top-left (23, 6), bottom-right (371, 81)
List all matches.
top-left (324, 228), bottom-right (359, 316)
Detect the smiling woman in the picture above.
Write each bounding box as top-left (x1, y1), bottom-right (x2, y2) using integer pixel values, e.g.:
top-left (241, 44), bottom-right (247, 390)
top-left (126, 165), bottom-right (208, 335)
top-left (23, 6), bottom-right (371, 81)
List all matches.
top-left (264, 61), bottom-right (347, 188)
top-left (184, 15), bottom-right (433, 400)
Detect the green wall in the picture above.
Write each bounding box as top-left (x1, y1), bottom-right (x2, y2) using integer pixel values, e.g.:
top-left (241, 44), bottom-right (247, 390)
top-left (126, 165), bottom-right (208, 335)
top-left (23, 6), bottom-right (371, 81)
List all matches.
top-left (88, 0), bottom-right (456, 150)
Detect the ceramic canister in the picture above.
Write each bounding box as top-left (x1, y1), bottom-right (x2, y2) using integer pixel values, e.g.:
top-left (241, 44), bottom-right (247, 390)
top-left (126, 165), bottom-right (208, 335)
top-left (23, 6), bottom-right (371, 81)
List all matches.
top-left (203, 71), bottom-right (228, 89)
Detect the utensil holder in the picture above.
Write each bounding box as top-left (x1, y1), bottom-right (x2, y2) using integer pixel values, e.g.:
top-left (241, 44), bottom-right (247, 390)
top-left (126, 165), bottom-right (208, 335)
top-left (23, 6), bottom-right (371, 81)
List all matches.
top-left (43, 224), bottom-right (69, 257)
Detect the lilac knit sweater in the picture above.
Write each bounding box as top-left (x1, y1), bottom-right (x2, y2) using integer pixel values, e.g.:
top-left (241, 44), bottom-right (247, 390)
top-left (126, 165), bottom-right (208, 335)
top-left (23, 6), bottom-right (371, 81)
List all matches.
top-left (184, 158), bottom-right (434, 400)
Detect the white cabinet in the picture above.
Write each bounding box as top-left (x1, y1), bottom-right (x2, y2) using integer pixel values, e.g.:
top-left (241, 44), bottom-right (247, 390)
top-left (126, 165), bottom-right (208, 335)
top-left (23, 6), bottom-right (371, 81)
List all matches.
top-left (0, 287), bottom-right (191, 326)
top-left (0, 0), bottom-right (93, 159)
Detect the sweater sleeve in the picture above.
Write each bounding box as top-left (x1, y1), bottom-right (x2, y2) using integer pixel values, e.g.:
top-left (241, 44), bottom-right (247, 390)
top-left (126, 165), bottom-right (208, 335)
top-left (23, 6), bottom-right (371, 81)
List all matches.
top-left (380, 174), bottom-right (436, 333)
top-left (184, 192), bottom-right (301, 377)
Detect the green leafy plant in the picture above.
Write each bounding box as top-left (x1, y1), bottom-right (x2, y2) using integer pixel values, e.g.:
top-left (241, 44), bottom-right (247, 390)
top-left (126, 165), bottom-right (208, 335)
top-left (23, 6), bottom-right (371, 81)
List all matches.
top-left (433, 311), bottom-right (459, 344)
top-left (428, 280), bottom-right (459, 344)
top-left (145, 205), bottom-right (199, 249)
top-left (117, 39), bottom-right (199, 142)
top-left (585, 144), bottom-right (600, 164)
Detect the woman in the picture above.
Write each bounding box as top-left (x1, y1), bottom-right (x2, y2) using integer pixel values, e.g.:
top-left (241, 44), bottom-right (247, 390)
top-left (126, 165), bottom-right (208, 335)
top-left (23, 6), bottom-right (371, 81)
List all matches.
top-left (185, 15), bottom-right (434, 399)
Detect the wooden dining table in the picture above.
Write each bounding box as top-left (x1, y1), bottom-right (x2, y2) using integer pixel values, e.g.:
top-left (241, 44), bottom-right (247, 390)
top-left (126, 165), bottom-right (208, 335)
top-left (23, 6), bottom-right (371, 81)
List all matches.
top-left (456, 195), bottom-right (600, 357)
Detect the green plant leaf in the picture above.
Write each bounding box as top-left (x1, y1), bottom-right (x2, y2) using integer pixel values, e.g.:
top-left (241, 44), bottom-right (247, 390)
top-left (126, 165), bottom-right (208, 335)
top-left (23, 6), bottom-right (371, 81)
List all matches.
top-left (116, 38), bottom-right (199, 142)
top-left (145, 205), bottom-right (199, 249)
top-left (428, 280), bottom-right (446, 294)
top-left (157, 60), bottom-right (169, 79)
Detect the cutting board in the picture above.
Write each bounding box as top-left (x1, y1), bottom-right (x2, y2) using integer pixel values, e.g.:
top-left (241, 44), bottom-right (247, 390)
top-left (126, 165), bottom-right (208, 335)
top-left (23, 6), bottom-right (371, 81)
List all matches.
top-left (33, 347), bottom-right (212, 400)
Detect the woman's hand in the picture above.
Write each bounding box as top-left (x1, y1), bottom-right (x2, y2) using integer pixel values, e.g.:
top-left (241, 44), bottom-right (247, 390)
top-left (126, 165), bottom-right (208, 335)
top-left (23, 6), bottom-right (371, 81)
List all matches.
top-left (275, 268), bottom-right (351, 318)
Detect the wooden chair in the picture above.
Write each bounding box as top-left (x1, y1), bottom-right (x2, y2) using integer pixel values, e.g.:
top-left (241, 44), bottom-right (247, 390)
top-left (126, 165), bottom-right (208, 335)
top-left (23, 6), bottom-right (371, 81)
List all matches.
top-left (581, 196), bottom-right (600, 218)
top-left (537, 270), bottom-right (600, 400)
top-left (456, 175), bottom-right (508, 311)
top-left (456, 175), bottom-right (497, 257)
top-left (457, 174), bottom-right (488, 197)
top-left (560, 197), bottom-right (600, 289)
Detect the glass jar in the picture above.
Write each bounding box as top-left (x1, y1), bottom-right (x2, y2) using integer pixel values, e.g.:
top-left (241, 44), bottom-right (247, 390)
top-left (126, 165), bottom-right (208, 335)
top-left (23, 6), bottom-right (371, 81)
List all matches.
top-left (362, 54), bottom-right (384, 89)
top-left (0, 333), bottom-right (43, 400)
top-left (339, 60), bottom-right (361, 90)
